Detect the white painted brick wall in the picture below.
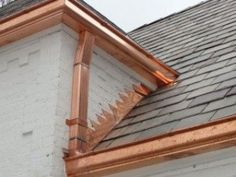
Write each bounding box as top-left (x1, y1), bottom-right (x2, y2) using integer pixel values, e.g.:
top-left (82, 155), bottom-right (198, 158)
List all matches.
top-left (0, 22), bottom-right (154, 177)
top-left (0, 24), bottom-right (77, 177)
top-left (106, 147), bottom-right (236, 177)
top-left (51, 26), bottom-right (78, 177)
top-left (88, 47), bottom-right (141, 126)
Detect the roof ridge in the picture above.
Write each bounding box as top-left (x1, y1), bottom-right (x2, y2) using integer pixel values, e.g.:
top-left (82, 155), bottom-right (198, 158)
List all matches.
top-left (129, 0), bottom-right (217, 34)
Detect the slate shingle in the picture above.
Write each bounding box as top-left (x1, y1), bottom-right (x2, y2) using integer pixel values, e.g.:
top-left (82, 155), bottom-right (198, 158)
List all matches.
top-left (227, 86), bottom-right (236, 96)
top-left (217, 77), bottom-right (236, 90)
top-left (95, 0), bottom-right (236, 150)
top-left (173, 111), bottom-right (215, 130)
top-left (211, 104), bottom-right (236, 120)
top-left (0, 0), bottom-right (45, 19)
top-left (203, 95), bottom-right (236, 113)
top-left (189, 88), bottom-right (230, 107)
top-left (187, 84), bottom-right (219, 99)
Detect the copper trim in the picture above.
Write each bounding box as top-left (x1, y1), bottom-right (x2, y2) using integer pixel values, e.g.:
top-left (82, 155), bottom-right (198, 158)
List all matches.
top-left (68, 31), bottom-right (95, 154)
top-left (88, 85), bottom-right (148, 150)
top-left (65, 115), bottom-right (236, 177)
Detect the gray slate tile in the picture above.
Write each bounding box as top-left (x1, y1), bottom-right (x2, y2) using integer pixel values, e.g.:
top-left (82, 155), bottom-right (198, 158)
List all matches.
top-left (227, 86), bottom-right (236, 96)
top-left (206, 64), bottom-right (236, 79)
top-left (211, 104), bottom-right (236, 121)
top-left (217, 77), bottom-right (236, 90)
top-left (173, 111), bottom-right (215, 130)
top-left (187, 84), bottom-right (219, 99)
top-left (135, 121), bottom-right (179, 141)
top-left (212, 70), bottom-right (236, 84)
top-left (166, 104), bottom-right (207, 122)
top-left (185, 78), bottom-right (215, 92)
top-left (218, 52), bottom-right (236, 61)
top-left (159, 100), bottom-right (191, 115)
top-left (96, 0), bottom-right (236, 150)
top-left (189, 88), bottom-right (230, 107)
top-left (203, 95), bottom-right (236, 112)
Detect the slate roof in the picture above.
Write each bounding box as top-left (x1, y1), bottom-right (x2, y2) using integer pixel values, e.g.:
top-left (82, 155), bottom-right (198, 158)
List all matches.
top-left (0, 0), bottom-right (45, 19)
top-left (95, 0), bottom-right (236, 150)
top-left (0, 0), bottom-right (126, 34)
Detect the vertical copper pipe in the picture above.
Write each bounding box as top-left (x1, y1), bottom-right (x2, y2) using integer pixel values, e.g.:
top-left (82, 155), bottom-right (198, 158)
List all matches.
top-left (67, 31), bottom-right (95, 155)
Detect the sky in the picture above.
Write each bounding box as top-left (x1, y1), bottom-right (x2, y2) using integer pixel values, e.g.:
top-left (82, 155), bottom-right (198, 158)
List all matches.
top-left (84, 0), bottom-right (204, 32)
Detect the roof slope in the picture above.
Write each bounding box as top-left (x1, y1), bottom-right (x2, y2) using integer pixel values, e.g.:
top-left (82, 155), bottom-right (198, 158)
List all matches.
top-left (95, 0), bottom-right (236, 150)
top-left (0, 0), bottom-right (126, 35)
top-left (0, 0), bottom-right (46, 19)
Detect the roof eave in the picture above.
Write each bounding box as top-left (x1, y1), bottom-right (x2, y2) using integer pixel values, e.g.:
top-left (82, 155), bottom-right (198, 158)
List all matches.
top-left (64, 114), bottom-right (236, 177)
top-left (0, 0), bottom-right (178, 89)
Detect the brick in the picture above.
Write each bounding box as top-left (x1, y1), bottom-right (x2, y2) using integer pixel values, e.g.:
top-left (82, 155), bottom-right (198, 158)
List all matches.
top-left (88, 48), bottom-right (140, 121)
top-left (0, 26), bottom-right (72, 177)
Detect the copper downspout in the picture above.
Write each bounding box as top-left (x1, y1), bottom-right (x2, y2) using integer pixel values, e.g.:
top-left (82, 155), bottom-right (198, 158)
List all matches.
top-left (66, 31), bottom-right (95, 155)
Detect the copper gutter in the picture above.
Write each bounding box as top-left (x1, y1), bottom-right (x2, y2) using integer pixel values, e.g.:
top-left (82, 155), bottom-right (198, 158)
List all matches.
top-left (64, 0), bottom-right (178, 84)
top-left (67, 0), bottom-right (178, 78)
top-left (64, 115), bottom-right (236, 177)
top-left (0, 0), bottom-right (178, 86)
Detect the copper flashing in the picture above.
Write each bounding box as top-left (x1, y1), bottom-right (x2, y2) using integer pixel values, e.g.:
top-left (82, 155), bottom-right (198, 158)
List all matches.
top-left (65, 115), bottom-right (236, 177)
top-left (88, 84), bottom-right (150, 150)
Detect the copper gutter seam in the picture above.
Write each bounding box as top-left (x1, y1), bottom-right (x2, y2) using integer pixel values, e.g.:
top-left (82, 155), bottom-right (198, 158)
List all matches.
top-left (64, 114), bottom-right (236, 176)
top-left (65, 0), bottom-right (179, 80)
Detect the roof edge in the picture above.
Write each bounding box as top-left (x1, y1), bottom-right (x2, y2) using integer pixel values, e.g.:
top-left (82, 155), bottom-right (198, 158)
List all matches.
top-left (64, 114), bottom-right (236, 177)
top-left (0, 0), bottom-right (178, 87)
top-left (66, 0), bottom-right (179, 81)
